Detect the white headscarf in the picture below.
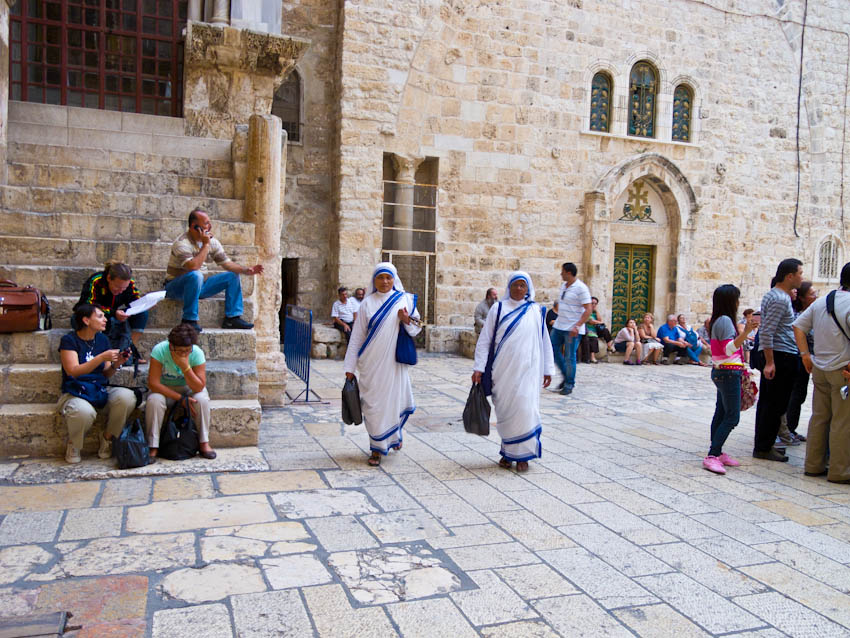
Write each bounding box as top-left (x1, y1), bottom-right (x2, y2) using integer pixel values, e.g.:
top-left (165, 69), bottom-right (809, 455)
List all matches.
top-left (502, 270), bottom-right (535, 302)
top-left (368, 261), bottom-right (406, 296)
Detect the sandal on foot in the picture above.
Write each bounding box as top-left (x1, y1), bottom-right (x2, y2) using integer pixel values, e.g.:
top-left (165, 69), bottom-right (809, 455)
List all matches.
top-left (498, 457), bottom-right (512, 469)
top-left (516, 461), bottom-right (529, 472)
top-left (368, 453), bottom-right (381, 466)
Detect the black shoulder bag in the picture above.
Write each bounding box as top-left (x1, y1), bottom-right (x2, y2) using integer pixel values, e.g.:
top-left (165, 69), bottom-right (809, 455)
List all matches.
top-left (158, 394), bottom-right (200, 460)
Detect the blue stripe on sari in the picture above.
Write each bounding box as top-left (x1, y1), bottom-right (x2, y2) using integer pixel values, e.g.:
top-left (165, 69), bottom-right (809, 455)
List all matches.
top-left (493, 302), bottom-right (534, 361)
top-left (369, 405), bottom-right (415, 455)
top-left (500, 425), bottom-right (542, 462)
top-left (358, 290), bottom-right (403, 356)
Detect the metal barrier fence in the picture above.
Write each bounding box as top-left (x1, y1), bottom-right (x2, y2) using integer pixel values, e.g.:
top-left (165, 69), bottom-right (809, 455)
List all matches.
top-left (283, 304), bottom-right (324, 403)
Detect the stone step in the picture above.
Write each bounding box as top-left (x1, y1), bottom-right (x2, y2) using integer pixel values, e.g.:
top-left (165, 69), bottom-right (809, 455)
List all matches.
top-left (0, 328), bottom-right (256, 364)
top-left (0, 399), bottom-right (261, 458)
top-left (47, 296), bottom-right (256, 330)
top-left (0, 360), bottom-right (258, 404)
top-left (8, 162), bottom-right (234, 199)
top-left (0, 210), bottom-right (254, 246)
top-left (1, 185), bottom-right (244, 223)
top-left (0, 265), bottom-right (255, 297)
top-left (9, 141), bottom-right (233, 179)
top-left (0, 236), bottom-right (257, 266)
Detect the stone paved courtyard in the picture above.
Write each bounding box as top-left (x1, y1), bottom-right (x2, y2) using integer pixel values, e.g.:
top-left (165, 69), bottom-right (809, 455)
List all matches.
top-left (1, 353), bottom-right (850, 637)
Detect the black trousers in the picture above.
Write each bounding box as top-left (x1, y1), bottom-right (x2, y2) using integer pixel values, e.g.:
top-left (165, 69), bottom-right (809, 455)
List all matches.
top-left (663, 343), bottom-right (688, 358)
top-left (754, 350), bottom-right (800, 452)
top-left (334, 321), bottom-right (354, 343)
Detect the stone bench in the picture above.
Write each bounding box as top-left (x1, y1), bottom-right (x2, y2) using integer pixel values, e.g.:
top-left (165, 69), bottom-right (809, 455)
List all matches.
top-left (311, 323), bottom-right (347, 360)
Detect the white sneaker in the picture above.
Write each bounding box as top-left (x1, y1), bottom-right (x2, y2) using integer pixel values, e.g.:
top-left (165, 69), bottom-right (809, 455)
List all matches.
top-left (66, 442), bottom-right (81, 464)
top-left (98, 432), bottom-right (113, 459)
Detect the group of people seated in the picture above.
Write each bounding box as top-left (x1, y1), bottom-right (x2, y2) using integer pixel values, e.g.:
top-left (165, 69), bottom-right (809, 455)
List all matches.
top-left (59, 207), bottom-right (262, 464)
top-left (331, 286), bottom-right (366, 342)
top-left (612, 313), bottom-right (710, 366)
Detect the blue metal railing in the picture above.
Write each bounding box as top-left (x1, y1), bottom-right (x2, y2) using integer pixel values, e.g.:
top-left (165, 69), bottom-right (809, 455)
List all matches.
top-left (283, 304), bottom-right (324, 403)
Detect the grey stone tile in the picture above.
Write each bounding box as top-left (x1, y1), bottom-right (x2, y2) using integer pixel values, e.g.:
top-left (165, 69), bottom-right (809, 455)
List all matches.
top-left (585, 481), bottom-right (673, 515)
top-left (561, 523), bottom-right (672, 576)
top-left (415, 493), bottom-right (488, 526)
top-left (646, 542), bottom-right (768, 596)
top-left (231, 589), bottom-right (313, 637)
top-left (59, 506), bottom-right (123, 541)
top-left (538, 547), bottom-right (657, 609)
top-left (444, 478), bottom-right (522, 512)
top-left (520, 472), bottom-right (601, 504)
top-left (693, 492), bottom-right (785, 522)
top-left (488, 510), bottom-right (574, 551)
top-left (305, 515), bottom-right (379, 551)
top-left (691, 536), bottom-right (773, 567)
top-left (573, 501), bottom-right (675, 545)
top-left (303, 583), bottom-right (398, 636)
top-left (265, 450), bottom-right (339, 471)
top-left (752, 541), bottom-right (850, 593)
top-left (534, 594), bottom-right (634, 637)
top-left (323, 469), bottom-right (396, 488)
top-left (472, 467), bottom-right (537, 492)
top-left (757, 520), bottom-right (850, 563)
top-left (734, 592), bottom-right (850, 638)
top-left (538, 459), bottom-right (609, 484)
top-left (364, 485), bottom-right (420, 511)
top-left (635, 572), bottom-right (763, 633)
top-left (510, 489), bottom-right (591, 527)
top-left (613, 603), bottom-right (712, 637)
top-left (620, 478), bottom-right (719, 515)
top-left (563, 454), bottom-right (643, 480)
top-left (152, 603), bottom-right (233, 638)
top-left (642, 512), bottom-right (722, 541)
top-left (689, 512), bottom-right (783, 545)
top-left (479, 621), bottom-right (560, 638)
top-left (392, 472), bottom-right (452, 496)
top-left (450, 569), bottom-right (536, 625)
top-left (495, 563), bottom-right (578, 600)
top-left (386, 597), bottom-right (478, 638)
top-left (425, 523), bottom-right (512, 549)
top-left (0, 511), bottom-right (62, 545)
top-left (271, 489), bottom-right (378, 519)
top-left (360, 509), bottom-right (448, 543)
top-left (260, 554), bottom-right (333, 589)
top-left (444, 541), bottom-right (539, 571)
top-left (99, 477), bottom-right (151, 506)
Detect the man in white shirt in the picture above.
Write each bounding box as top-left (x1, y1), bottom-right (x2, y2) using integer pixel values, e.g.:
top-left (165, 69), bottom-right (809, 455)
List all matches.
top-left (350, 287), bottom-right (366, 313)
top-left (331, 287), bottom-right (358, 342)
top-left (793, 262), bottom-right (850, 484)
top-left (551, 262), bottom-right (592, 395)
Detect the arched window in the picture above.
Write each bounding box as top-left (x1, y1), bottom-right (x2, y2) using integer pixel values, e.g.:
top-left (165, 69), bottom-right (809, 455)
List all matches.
top-left (672, 84), bottom-right (693, 142)
top-left (272, 70), bottom-right (301, 143)
top-left (817, 237), bottom-right (840, 280)
top-left (628, 62), bottom-right (657, 138)
top-left (589, 72), bottom-right (612, 133)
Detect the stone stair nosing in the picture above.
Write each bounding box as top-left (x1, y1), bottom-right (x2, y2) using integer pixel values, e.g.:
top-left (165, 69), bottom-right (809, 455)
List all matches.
top-left (0, 265), bottom-right (256, 297)
top-left (0, 399), bottom-right (262, 458)
top-left (0, 329), bottom-right (257, 364)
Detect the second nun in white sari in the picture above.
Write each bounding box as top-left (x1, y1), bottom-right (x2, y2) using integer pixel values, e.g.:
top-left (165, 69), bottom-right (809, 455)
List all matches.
top-left (472, 271), bottom-right (554, 472)
top-left (344, 262), bottom-right (422, 466)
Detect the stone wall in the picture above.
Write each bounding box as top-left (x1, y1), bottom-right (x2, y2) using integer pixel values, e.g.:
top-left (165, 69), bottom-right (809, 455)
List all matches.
top-left (323, 0), bottom-right (850, 349)
top-left (0, 0), bottom-right (10, 185)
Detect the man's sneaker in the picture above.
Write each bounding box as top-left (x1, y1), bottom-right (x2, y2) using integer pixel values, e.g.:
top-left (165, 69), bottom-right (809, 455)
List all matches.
top-left (66, 442), bottom-right (81, 464)
top-left (560, 386), bottom-right (573, 396)
top-left (181, 319), bottom-right (202, 333)
top-left (554, 381), bottom-right (565, 391)
top-left (778, 434), bottom-right (799, 446)
top-left (222, 316), bottom-right (254, 330)
top-left (718, 452), bottom-right (741, 467)
top-left (753, 448), bottom-right (789, 462)
top-left (792, 432), bottom-right (807, 443)
top-left (98, 432), bottom-right (113, 459)
top-left (703, 456), bottom-right (727, 474)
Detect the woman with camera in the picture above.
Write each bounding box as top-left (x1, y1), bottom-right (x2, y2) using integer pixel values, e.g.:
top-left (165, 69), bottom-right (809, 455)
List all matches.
top-left (58, 304), bottom-right (136, 464)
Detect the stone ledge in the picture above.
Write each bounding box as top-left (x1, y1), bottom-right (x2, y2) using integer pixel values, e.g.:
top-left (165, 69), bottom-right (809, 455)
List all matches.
top-left (311, 323), bottom-right (346, 360)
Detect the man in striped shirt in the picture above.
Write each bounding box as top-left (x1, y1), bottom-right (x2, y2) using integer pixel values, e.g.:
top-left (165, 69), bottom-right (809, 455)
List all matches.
top-left (753, 258), bottom-right (804, 462)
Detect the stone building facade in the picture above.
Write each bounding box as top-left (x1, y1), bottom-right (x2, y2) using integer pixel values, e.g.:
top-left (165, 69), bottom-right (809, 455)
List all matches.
top-left (281, 0), bottom-right (849, 350)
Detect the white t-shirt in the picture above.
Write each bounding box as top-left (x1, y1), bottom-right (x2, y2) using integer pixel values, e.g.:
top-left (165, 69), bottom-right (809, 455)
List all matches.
top-left (350, 298), bottom-right (362, 313)
top-left (331, 298), bottom-right (358, 323)
top-left (553, 279), bottom-right (592, 334)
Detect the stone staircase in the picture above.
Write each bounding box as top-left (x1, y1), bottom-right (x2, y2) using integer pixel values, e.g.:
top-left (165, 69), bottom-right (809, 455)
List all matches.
top-left (0, 102), bottom-right (262, 458)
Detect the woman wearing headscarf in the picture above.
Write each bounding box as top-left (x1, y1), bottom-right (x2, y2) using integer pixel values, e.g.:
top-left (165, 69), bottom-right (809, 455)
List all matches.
top-left (344, 262), bottom-right (422, 466)
top-left (472, 271), bottom-right (554, 472)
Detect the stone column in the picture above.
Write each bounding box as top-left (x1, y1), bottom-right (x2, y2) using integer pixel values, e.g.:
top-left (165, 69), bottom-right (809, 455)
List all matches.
top-left (210, 0), bottom-right (229, 24)
top-left (582, 190), bottom-right (611, 312)
top-left (0, 0), bottom-right (13, 185)
top-left (188, 0), bottom-right (202, 22)
top-left (246, 114), bottom-right (287, 406)
top-left (391, 155), bottom-right (422, 252)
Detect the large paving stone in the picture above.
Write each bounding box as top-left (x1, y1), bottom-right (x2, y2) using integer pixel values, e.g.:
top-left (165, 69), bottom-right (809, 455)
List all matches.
top-left (270, 489), bottom-right (379, 519)
top-left (152, 603), bottom-right (233, 638)
top-left (231, 590), bottom-right (313, 637)
top-left (0, 482), bottom-right (100, 514)
top-left (33, 575), bottom-right (148, 628)
top-left (126, 494), bottom-right (275, 533)
top-left (159, 563), bottom-right (266, 603)
top-left (0, 545), bottom-right (53, 585)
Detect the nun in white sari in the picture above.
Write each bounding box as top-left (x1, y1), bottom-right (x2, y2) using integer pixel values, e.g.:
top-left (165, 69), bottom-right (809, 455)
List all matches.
top-left (344, 263), bottom-right (422, 466)
top-left (472, 271), bottom-right (554, 472)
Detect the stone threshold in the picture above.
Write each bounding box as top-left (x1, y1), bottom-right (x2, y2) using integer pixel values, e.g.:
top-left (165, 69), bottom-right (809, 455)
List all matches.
top-left (0, 446), bottom-right (268, 485)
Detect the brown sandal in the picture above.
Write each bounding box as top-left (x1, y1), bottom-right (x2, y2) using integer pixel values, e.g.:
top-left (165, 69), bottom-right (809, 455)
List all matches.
top-left (498, 457), bottom-right (512, 469)
top-left (368, 452), bottom-right (381, 466)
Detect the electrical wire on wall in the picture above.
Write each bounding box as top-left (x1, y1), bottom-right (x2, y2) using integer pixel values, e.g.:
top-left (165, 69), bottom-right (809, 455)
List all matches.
top-left (792, 0), bottom-right (808, 238)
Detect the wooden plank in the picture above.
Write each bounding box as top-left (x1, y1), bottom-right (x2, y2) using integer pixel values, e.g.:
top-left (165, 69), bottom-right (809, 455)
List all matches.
top-left (0, 611), bottom-right (67, 638)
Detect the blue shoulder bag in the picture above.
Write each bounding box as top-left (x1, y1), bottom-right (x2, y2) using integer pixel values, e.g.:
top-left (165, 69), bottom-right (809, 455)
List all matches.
top-left (396, 293), bottom-right (418, 365)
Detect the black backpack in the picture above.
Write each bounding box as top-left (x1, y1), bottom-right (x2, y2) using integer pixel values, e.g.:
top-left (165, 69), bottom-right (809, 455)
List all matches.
top-left (158, 395), bottom-right (200, 460)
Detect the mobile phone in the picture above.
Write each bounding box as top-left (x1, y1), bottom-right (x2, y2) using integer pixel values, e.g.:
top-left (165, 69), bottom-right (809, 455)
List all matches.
top-left (752, 312), bottom-right (761, 325)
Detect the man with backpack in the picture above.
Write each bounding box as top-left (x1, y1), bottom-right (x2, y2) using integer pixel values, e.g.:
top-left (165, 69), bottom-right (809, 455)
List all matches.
top-left (792, 262), bottom-right (850, 484)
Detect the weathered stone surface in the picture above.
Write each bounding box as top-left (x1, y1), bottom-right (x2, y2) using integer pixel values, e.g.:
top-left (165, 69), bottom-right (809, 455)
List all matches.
top-left (126, 494), bottom-right (276, 534)
top-left (0, 511), bottom-right (62, 545)
top-left (33, 575), bottom-right (148, 627)
top-left (260, 553), bottom-right (333, 589)
top-left (152, 603), bottom-right (233, 638)
top-left (0, 546), bottom-right (53, 585)
top-left (271, 489), bottom-right (378, 518)
top-left (160, 563), bottom-right (267, 603)
top-left (216, 470), bottom-right (325, 495)
top-left (0, 482), bottom-right (100, 514)
top-left (59, 507), bottom-right (123, 541)
top-left (200, 536), bottom-right (269, 562)
top-left (231, 589), bottom-right (313, 637)
top-left (205, 521), bottom-right (309, 542)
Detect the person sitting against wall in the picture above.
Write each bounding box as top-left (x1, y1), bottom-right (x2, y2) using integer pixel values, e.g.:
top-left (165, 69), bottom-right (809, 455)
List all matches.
top-left (331, 286), bottom-right (359, 343)
top-left (658, 314), bottom-right (690, 364)
top-left (677, 313), bottom-right (709, 366)
top-left (475, 288), bottom-right (499, 334)
top-left (59, 304), bottom-right (136, 464)
top-left (351, 287), bottom-right (366, 312)
top-left (613, 319), bottom-right (643, 365)
top-left (638, 312), bottom-right (663, 365)
top-left (74, 261), bottom-right (148, 364)
top-left (145, 323), bottom-right (216, 459)
top-left (580, 296), bottom-right (615, 363)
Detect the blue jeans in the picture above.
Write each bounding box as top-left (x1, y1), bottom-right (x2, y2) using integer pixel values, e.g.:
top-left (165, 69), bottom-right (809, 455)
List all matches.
top-left (165, 270), bottom-right (243, 322)
top-left (685, 342), bottom-right (702, 363)
top-left (551, 328), bottom-right (581, 390)
top-left (709, 368), bottom-right (742, 456)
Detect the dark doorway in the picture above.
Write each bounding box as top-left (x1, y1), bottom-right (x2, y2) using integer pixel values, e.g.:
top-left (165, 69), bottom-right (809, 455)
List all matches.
top-left (279, 258), bottom-right (298, 342)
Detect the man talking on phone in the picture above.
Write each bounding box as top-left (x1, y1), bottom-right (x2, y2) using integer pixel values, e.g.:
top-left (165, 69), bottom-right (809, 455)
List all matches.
top-left (164, 208), bottom-right (263, 332)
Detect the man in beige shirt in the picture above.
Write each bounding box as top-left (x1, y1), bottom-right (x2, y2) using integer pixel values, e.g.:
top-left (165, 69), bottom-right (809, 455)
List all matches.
top-left (164, 209), bottom-right (263, 332)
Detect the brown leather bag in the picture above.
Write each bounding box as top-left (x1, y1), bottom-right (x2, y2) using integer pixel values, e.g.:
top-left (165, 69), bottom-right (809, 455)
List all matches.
top-left (0, 280), bottom-right (52, 333)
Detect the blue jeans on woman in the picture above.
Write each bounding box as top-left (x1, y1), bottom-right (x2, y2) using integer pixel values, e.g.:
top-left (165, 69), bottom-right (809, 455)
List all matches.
top-left (709, 368), bottom-right (742, 456)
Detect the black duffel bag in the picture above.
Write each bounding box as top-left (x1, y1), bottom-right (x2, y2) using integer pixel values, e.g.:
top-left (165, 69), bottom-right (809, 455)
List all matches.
top-left (114, 418), bottom-right (152, 469)
top-left (341, 376), bottom-right (363, 425)
top-left (462, 383), bottom-right (490, 436)
top-left (158, 394), bottom-right (200, 460)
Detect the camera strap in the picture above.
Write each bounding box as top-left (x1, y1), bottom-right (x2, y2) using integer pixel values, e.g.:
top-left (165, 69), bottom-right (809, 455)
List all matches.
top-left (826, 290), bottom-right (850, 342)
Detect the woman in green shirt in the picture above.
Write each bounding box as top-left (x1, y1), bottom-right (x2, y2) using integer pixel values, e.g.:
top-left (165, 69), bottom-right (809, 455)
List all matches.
top-left (145, 323), bottom-right (216, 459)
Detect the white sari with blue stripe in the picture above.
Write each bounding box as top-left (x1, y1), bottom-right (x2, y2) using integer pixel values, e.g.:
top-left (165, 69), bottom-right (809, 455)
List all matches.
top-left (473, 297), bottom-right (554, 462)
top-left (344, 288), bottom-right (421, 455)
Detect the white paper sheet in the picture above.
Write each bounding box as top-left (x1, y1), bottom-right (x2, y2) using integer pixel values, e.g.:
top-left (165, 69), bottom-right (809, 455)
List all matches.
top-left (124, 290), bottom-right (167, 316)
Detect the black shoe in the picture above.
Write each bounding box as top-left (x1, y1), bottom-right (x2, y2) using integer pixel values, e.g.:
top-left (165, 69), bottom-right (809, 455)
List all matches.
top-left (181, 319), bottom-right (202, 333)
top-left (222, 316), bottom-right (254, 330)
top-left (753, 448), bottom-right (789, 462)
top-left (560, 386), bottom-right (573, 396)
top-left (828, 478), bottom-right (850, 484)
top-left (555, 381), bottom-right (565, 391)
top-left (804, 470), bottom-right (828, 477)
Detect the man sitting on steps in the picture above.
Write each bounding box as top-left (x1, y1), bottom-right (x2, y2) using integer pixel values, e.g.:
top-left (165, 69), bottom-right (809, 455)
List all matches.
top-left (164, 208), bottom-right (262, 333)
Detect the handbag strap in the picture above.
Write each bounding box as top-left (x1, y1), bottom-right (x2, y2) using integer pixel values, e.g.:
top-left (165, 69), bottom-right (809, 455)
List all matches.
top-left (487, 302), bottom-right (502, 362)
top-left (826, 290), bottom-right (850, 342)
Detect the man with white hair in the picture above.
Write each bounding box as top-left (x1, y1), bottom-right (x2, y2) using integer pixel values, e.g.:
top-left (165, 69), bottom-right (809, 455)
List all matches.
top-left (657, 314), bottom-right (689, 364)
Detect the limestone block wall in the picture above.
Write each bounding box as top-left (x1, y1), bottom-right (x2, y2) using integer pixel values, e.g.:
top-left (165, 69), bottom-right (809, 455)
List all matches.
top-left (329, 0), bottom-right (850, 342)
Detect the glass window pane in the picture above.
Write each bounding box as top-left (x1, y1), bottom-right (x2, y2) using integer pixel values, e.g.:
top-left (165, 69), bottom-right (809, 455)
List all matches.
top-left (85, 7), bottom-right (99, 26)
top-left (589, 72), bottom-right (611, 133)
top-left (105, 74), bottom-right (119, 91)
top-left (122, 56), bottom-right (135, 72)
top-left (142, 78), bottom-right (155, 94)
top-left (672, 84), bottom-right (692, 142)
top-left (628, 62), bottom-right (657, 138)
top-left (143, 0), bottom-right (157, 14)
top-left (68, 49), bottom-right (82, 65)
top-left (28, 45), bottom-right (43, 63)
top-left (85, 72), bottom-right (99, 89)
top-left (28, 65), bottom-right (44, 83)
top-left (11, 43), bottom-right (21, 62)
top-left (121, 76), bottom-right (135, 93)
top-left (46, 2), bottom-right (61, 21)
top-left (45, 87), bottom-right (60, 103)
top-left (46, 25), bottom-right (61, 44)
top-left (11, 22), bottom-right (21, 39)
top-left (85, 51), bottom-right (98, 67)
top-left (123, 13), bottom-right (137, 30)
top-left (28, 24), bottom-right (43, 43)
top-left (158, 19), bottom-right (171, 36)
top-left (11, 64), bottom-right (21, 81)
top-left (68, 70), bottom-right (82, 87)
top-left (142, 16), bottom-right (156, 33)
top-left (142, 97), bottom-right (156, 113)
top-left (84, 92), bottom-right (99, 108)
top-left (105, 93), bottom-right (120, 110)
top-left (46, 67), bottom-right (61, 85)
top-left (68, 29), bottom-right (82, 47)
top-left (68, 90), bottom-right (84, 106)
top-left (46, 46), bottom-right (61, 64)
top-left (123, 0), bottom-right (136, 10)
top-left (158, 0), bottom-right (173, 17)
top-left (157, 60), bottom-right (171, 76)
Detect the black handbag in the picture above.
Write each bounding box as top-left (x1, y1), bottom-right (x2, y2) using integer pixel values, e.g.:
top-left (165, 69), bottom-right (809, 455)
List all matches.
top-left (396, 294), bottom-right (418, 365)
top-left (158, 394), bottom-right (200, 460)
top-left (462, 383), bottom-right (490, 436)
top-left (342, 376), bottom-right (363, 425)
top-left (481, 302), bottom-right (502, 396)
top-left (114, 418), bottom-right (152, 469)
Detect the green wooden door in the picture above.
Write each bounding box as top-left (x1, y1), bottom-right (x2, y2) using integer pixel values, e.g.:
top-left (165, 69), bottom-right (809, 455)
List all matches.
top-left (612, 244), bottom-right (655, 332)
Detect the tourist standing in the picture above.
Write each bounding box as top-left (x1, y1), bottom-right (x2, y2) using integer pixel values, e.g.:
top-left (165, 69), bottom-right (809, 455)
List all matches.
top-left (550, 262), bottom-right (592, 395)
top-left (753, 258), bottom-right (804, 462)
top-left (472, 271), bottom-right (553, 472)
top-left (344, 263), bottom-right (421, 466)
top-left (782, 281), bottom-right (816, 443)
top-left (703, 285), bottom-right (757, 474)
top-left (792, 263), bottom-right (850, 484)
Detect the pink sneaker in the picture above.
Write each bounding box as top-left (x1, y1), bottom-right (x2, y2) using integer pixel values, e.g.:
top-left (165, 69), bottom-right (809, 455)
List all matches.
top-left (703, 456), bottom-right (726, 474)
top-left (718, 453), bottom-right (741, 467)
